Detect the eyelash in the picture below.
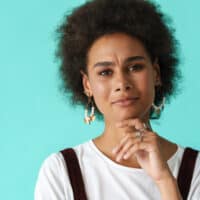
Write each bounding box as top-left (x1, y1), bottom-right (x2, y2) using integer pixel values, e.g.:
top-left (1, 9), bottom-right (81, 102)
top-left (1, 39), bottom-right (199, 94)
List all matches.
top-left (129, 64), bottom-right (143, 71)
top-left (98, 64), bottom-right (144, 76)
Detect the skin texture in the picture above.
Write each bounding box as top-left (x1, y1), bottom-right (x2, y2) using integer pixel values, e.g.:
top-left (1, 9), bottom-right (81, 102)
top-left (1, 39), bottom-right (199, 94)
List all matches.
top-left (84, 33), bottom-right (160, 123)
top-left (81, 33), bottom-right (181, 199)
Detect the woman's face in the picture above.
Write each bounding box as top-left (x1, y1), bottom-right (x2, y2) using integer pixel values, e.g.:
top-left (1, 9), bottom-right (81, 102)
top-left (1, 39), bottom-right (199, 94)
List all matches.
top-left (82, 33), bottom-right (161, 123)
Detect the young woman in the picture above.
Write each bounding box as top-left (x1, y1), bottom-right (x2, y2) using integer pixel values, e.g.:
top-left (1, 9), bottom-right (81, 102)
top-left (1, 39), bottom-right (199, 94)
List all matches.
top-left (35, 0), bottom-right (200, 199)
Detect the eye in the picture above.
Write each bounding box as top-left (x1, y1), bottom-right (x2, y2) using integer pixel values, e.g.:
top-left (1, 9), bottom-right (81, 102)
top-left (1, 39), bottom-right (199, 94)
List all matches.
top-left (98, 69), bottom-right (112, 76)
top-left (128, 64), bottom-right (143, 72)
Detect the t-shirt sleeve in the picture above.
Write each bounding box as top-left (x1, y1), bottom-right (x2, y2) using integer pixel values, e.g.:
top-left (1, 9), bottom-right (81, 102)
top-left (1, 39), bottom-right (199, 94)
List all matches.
top-left (34, 153), bottom-right (73, 200)
top-left (188, 152), bottom-right (200, 199)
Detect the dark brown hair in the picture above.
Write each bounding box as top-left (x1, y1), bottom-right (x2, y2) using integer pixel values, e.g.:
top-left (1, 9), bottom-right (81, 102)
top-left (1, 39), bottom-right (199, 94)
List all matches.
top-left (56, 0), bottom-right (181, 120)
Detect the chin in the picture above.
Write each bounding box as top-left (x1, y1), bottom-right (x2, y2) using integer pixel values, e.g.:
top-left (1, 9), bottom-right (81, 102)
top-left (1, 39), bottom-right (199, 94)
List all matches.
top-left (114, 107), bottom-right (151, 121)
top-left (115, 111), bottom-right (142, 121)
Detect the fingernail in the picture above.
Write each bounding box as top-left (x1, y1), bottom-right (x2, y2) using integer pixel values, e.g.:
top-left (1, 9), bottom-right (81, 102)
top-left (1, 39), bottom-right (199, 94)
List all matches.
top-left (123, 154), bottom-right (128, 159)
top-left (116, 156), bottom-right (121, 162)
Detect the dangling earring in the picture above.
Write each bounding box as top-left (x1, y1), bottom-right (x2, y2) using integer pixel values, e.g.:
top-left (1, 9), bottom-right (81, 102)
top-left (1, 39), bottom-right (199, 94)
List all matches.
top-left (152, 97), bottom-right (165, 116)
top-left (84, 94), bottom-right (95, 124)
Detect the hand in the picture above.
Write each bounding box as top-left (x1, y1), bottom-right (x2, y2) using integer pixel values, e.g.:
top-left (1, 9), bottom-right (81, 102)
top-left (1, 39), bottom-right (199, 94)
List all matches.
top-left (112, 118), bottom-right (172, 182)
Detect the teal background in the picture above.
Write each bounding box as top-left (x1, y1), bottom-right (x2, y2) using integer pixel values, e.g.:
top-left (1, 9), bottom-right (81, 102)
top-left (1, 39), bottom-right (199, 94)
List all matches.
top-left (0, 0), bottom-right (200, 199)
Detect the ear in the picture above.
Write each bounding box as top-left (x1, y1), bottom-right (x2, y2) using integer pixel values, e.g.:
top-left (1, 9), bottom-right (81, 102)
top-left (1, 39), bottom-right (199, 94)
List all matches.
top-left (80, 70), bottom-right (93, 96)
top-left (152, 58), bottom-right (162, 86)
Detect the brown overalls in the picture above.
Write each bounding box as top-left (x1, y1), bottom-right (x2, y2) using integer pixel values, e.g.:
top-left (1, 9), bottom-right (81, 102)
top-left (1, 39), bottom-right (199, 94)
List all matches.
top-left (60, 147), bottom-right (198, 200)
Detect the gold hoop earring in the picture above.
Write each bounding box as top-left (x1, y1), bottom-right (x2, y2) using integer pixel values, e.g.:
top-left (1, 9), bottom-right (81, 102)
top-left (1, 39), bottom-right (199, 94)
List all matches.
top-left (84, 95), bottom-right (95, 124)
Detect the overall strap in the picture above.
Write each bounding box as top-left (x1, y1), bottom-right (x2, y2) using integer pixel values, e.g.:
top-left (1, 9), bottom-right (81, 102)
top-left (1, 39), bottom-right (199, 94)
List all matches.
top-left (60, 148), bottom-right (88, 200)
top-left (177, 147), bottom-right (198, 200)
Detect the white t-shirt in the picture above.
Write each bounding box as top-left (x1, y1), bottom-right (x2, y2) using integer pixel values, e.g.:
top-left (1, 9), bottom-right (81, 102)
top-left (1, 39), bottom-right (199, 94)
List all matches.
top-left (34, 140), bottom-right (200, 200)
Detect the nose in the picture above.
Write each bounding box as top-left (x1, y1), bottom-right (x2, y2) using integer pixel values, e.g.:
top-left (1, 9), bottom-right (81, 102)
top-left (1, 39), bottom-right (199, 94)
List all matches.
top-left (114, 72), bottom-right (132, 92)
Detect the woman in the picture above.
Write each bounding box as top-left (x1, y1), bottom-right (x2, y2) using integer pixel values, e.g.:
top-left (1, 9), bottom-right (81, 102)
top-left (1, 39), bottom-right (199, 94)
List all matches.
top-left (35, 0), bottom-right (200, 199)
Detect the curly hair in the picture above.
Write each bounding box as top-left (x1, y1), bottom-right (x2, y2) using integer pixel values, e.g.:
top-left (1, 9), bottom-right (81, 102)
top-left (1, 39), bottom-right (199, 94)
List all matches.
top-left (55, 0), bottom-right (181, 120)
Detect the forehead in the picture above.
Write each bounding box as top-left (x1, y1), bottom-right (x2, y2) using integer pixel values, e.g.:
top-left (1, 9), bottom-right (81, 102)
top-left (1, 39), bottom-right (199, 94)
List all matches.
top-left (87, 33), bottom-right (150, 65)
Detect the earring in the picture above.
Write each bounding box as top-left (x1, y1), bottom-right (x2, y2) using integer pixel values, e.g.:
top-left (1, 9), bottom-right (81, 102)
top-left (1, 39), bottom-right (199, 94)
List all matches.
top-left (152, 97), bottom-right (165, 116)
top-left (84, 95), bottom-right (95, 124)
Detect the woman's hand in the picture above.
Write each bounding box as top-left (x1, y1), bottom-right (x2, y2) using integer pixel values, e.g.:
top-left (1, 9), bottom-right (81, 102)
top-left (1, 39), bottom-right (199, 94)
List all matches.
top-left (112, 118), bottom-right (173, 182)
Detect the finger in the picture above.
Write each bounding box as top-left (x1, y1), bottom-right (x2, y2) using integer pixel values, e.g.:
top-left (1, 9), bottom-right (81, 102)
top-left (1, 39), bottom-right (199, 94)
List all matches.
top-left (116, 118), bottom-right (148, 132)
top-left (123, 141), bottom-right (155, 159)
top-left (123, 143), bottom-right (147, 160)
top-left (116, 118), bottom-right (140, 128)
top-left (112, 128), bottom-right (151, 155)
top-left (119, 132), bottom-right (160, 160)
top-left (116, 140), bottom-right (134, 162)
top-left (142, 131), bottom-right (159, 143)
top-left (112, 133), bottom-right (135, 155)
top-left (136, 132), bottom-right (159, 147)
top-left (112, 128), bottom-right (146, 155)
top-left (115, 137), bottom-right (142, 161)
top-left (122, 137), bottom-right (148, 160)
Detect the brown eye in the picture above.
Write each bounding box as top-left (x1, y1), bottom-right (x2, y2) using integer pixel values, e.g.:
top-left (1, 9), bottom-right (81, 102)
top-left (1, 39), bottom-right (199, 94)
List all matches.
top-left (128, 64), bottom-right (143, 72)
top-left (98, 70), bottom-right (112, 76)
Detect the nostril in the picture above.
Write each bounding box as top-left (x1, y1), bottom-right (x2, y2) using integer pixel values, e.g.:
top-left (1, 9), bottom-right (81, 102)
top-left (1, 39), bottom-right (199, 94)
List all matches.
top-left (115, 84), bottom-right (132, 92)
top-left (125, 85), bottom-right (131, 90)
top-left (115, 88), bottom-right (121, 92)
top-left (125, 83), bottom-right (132, 90)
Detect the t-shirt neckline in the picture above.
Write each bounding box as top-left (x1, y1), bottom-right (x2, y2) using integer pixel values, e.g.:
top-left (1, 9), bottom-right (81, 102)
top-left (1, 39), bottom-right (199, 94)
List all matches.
top-left (88, 139), bottom-right (180, 173)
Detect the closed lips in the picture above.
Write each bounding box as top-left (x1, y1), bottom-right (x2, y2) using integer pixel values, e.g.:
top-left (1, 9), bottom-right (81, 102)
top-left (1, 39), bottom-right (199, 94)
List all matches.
top-left (112, 97), bottom-right (139, 104)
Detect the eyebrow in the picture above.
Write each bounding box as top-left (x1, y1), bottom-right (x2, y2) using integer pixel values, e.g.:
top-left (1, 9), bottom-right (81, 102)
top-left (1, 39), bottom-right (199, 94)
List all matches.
top-left (93, 56), bottom-right (145, 68)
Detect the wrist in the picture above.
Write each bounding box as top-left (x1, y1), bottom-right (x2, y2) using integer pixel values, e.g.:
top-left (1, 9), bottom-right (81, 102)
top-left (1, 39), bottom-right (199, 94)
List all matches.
top-left (154, 167), bottom-right (174, 185)
top-left (156, 175), bottom-right (182, 200)
top-left (156, 174), bottom-right (176, 188)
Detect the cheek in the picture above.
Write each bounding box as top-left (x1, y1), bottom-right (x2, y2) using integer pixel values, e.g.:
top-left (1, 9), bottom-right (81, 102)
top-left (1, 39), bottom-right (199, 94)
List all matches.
top-left (90, 81), bottom-right (110, 112)
top-left (139, 74), bottom-right (155, 100)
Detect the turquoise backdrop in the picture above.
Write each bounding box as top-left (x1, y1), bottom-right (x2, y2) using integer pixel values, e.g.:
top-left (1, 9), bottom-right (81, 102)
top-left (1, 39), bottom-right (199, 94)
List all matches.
top-left (1, 0), bottom-right (200, 199)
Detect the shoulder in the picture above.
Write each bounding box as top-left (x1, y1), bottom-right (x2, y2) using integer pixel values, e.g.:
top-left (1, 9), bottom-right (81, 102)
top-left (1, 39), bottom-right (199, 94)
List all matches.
top-left (60, 140), bottom-right (92, 162)
top-left (189, 148), bottom-right (200, 181)
top-left (35, 152), bottom-right (71, 199)
top-left (39, 152), bottom-right (67, 175)
top-left (41, 140), bottom-right (90, 170)
top-left (176, 146), bottom-right (200, 172)
top-left (178, 146), bottom-right (200, 179)
top-left (189, 148), bottom-right (200, 199)
top-left (181, 147), bottom-right (200, 171)
top-left (36, 140), bottom-right (91, 178)
top-left (168, 145), bottom-right (200, 199)
top-left (34, 141), bottom-right (91, 200)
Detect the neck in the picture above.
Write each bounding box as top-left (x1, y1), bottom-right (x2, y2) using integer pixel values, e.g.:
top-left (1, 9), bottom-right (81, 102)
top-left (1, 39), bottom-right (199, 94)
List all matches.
top-left (93, 118), bottom-right (152, 155)
top-left (92, 118), bottom-right (177, 168)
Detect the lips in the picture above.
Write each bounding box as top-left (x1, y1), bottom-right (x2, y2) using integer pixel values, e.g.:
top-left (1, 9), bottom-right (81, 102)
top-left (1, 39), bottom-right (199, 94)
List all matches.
top-left (112, 97), bottom-right (139, 106)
